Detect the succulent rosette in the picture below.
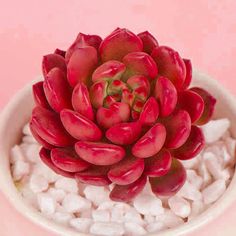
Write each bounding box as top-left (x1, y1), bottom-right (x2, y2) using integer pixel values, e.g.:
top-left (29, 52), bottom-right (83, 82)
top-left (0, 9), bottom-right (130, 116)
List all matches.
top-left (30, 28), bottom-right (216, 202)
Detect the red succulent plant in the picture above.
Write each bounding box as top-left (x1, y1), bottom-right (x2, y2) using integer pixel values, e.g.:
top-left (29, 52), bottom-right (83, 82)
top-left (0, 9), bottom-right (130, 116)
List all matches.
top-left (30, 28), bottom-right (216, 202)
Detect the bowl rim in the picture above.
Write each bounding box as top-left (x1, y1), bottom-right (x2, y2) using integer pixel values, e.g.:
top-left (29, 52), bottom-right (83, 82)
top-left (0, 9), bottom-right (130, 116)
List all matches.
top-left (0, 70), bottom-right (236, 236)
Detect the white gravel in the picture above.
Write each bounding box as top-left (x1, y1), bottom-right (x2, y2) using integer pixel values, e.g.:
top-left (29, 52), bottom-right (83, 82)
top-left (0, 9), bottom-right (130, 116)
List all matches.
top-left (10, 119), bottom-right (236, 236)
top-left (30, 174), bottom-right (49, 193)
top-left (62, 193), bottom-right (91, 213)
top-left (168, 196), bottom-right (191, 218)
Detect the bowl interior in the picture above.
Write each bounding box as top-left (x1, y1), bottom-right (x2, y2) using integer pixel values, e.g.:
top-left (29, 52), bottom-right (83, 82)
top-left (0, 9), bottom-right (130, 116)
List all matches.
top-left (0, 71), bottom-right (236, 236)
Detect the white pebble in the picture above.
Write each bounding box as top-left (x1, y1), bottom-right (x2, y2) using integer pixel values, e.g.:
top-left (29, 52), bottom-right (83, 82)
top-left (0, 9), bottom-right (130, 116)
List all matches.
top-left (203, 152), bottom-right (222, 179)
top-left (115, 202), bottom-right (131, 211)
top-left (205, 144), bottom-right (229, 167)
top-left (84, 186), bottom-right (110, 206)
top-left (134, 194), bottom-right (164, 216)
top-left (20, 184), bottom-right (38, 208)
top-left (10, 145), bottom-right (25, 164)
top-left (47, 188), bottom-right (66, 202)
top-left (198, 161), bottom-right (212, 188)
top-left (30, 174), bottom-right (49, 193)
top-left (222, 146), bottom-right (234, 167)
top-left (92, 210), bottom-right (110, 222)
top-left (157, 209), bottom-right (184, 228)
top-left (221, 167), bottom-right (234, 182)
top-left (187, 170), bottom-right (203, 190)
top-left (124, 209), bottom-right (144, 225)
top-left (52, 211), bottom-right (73, 224)
top-left (56, 204), bottom-right (70, 213)
top-left (62, 193), bottom-right (91, 213)
top-left (22, 135), bottom-right (37, 144)
top-left (146, 222), bottom-right (167, 233)
top-left (124, 222), bottom-right (147, 235)
top-left (225, 137), bottom-right (236, 158)
top-left (22, 123), bottom-right (32, 136)
top-left (33, 162), bottom-right (59, 183)
top-left (23, 144), bottom-right (41, 163)
top-left (80, 209), bottom-right (93, 218)
top-left (69, 218), bottom-right (92, 233)
top-left (19, 143), bottom-right (29, 153)
top-left (168, 196), bottom-right (191, 218)
top-left (222, 130), bottom-right (231, 139)
top-left (202, 179), bottom-right (226, 204)
top-left (202, 119), bottom-right (230, 143)
top-left (205, 144), bottom-right (224, 164)
top-left (12, 160), bottom-right (30, 181)
top-left (177, 181), bottom-right (202, 201)
top-left (97, 201), bottom-right (115, 211)
top-left (37, 193), bottom-right (56, 215)
top-left (110, 203), bottom-right (131, 223)
top-left (90, 222), bottom-right (124, 236)
top-left (181, 157), bottom-right (199, 169)
top-left (188, 200), bottom-right (204, 220)
top-left (55, 178), bottom-right (78, 193)
top-left (144, 214), bottom-right (155, 224)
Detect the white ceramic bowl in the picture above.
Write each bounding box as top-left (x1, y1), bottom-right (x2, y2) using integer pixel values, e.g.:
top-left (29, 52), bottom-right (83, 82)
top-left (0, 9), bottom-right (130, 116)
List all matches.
top-left (0, 70), bottom-right (236, 236)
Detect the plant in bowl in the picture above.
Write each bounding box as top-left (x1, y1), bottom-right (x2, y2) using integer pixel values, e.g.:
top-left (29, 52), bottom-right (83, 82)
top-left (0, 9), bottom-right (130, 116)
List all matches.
top-left (0, 28), bottom-right (235, 236)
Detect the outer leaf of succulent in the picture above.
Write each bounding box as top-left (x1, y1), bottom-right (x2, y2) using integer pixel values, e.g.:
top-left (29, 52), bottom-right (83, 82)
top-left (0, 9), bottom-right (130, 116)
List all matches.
top-left (190, 87), bottom-right (217, 125)
top-left (65, 33), bottom-right (102, 63)
top-left (110, 174), bottom-right (147, 202)
top-left (31, 28), bottom-right (216, 202)
top-left (75, 166), bottom-right (111, 186)
top-left (39, 148), bottom-right (75, 178)
top-left (150, 158), bottom-right (186, 196)
top-left (108, 156), bottom-right (144, 185)
top-left (60, 109), bottom-right (102, 141)
top-left (32, 82), bottom-right (51, 109)
top-left (42, 54), bottom-right (66, 78)
top-left (177, 90), bottom-right (204, 123)
top-left (171, 126), bottom-right (205, 160)
top-left (137, 31), bottom-right (159, 54)
top-left (51, 148), bottom-right (90, 172)
top-left (181, 59), bottom-right (192, 90)
top-left (30, 107), bottom-right (75, 147)
top-left (163, 110), bottom-right (191, 149)
top-left (145, 149), bottom-right (172, 177)
top-left (54, 48), bottom-right (66, 57)
top-left (151, 46), bottom-right (186, 90)
top-left (30, 125), bottom-right (55, 150)
top-left (43, 68), bottom-right (72, 112)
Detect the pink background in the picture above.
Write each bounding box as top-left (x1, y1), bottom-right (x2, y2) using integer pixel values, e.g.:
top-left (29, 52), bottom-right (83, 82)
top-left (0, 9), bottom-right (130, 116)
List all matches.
top-left (1, 0), bottom-right (236, 235)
